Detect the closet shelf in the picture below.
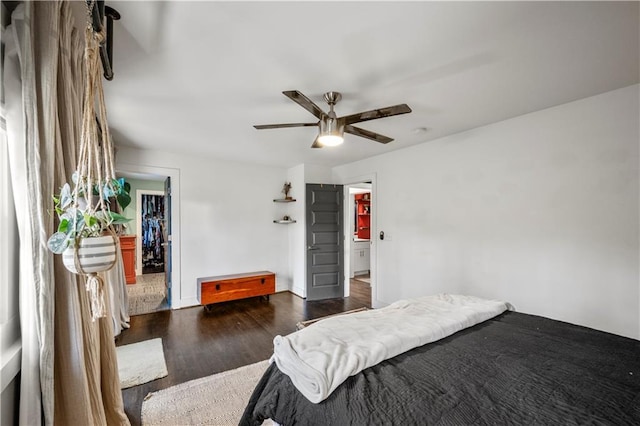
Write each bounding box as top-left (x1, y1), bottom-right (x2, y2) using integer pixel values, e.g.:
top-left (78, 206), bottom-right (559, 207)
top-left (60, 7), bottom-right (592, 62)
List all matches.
top-left (274, 220), bottom-right (297, 224)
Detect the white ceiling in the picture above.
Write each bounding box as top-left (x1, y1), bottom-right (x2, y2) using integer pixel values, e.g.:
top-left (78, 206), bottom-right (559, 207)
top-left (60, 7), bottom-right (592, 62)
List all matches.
top-left (101, 1), bottom-right (639, 169)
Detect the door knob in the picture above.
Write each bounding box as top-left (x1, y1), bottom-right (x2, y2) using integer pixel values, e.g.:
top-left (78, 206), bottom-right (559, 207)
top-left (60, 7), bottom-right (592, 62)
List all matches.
top-left (307, 246), bottom-right (319, 250)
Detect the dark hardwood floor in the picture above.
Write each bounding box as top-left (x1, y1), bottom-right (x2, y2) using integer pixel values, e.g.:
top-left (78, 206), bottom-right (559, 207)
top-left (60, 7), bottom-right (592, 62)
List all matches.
top-left (117, 280), bottom-right (371, 425)
top-left (351, 274), bottom-right (371, 301)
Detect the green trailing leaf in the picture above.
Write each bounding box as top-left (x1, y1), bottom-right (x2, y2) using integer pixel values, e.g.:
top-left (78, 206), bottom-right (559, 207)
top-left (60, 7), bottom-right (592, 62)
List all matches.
top-left (83, 213), bottom-right (97, 228)
top-left (47, 232), bottom-right (69, 254)
top-left (58, 218), bottom-right (69, 233)
top-left (111, 178), bottom-right (131, 210)
top-left (60, 183), bottom-right (72, 209)
top-left (61, 208), bottom-right (81, 222)
top-left (116, 193), bottom-right (131, 210)
top-left (109, 211), bottom-right (132, 224)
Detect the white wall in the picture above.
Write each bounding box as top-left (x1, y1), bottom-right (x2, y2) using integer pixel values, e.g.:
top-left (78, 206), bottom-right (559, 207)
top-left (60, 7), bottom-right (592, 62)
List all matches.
top-left (116, 147), bottom-right (290, 308)
top-left (304, 164), bottom-right (333, 184)
top-left (287, 165), bottom-right (306, 297)
top-left (333, 85), bottom-right (640, 339)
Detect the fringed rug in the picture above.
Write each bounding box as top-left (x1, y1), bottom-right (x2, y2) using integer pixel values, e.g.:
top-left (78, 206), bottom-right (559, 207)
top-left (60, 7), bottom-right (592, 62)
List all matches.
top-left (117, 338), bottom-right (168, 389)
top-left (141, 360), bottom-right (272, 426)
top-left (127, 273), bottom-right (167, 316)
top-left (296, 307), bottom-right (369, 330)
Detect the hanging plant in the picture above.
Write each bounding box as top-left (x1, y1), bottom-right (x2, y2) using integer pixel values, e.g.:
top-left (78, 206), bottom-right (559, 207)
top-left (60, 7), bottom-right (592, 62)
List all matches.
top-left (48, 176), bottom-right (131, 255)
top-left (46, 3), bottom-right (130, 320)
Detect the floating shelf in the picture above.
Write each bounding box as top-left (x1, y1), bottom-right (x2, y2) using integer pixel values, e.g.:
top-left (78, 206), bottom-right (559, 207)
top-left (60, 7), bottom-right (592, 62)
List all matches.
top-left (274, 220), bottom-right (297, 224)
top-left (273, 198), bottom-right (296, 203)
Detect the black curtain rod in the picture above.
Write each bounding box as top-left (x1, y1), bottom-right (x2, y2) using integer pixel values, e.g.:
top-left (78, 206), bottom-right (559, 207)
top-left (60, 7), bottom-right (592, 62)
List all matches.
top-left (86, 1), bottom-right (121, 81)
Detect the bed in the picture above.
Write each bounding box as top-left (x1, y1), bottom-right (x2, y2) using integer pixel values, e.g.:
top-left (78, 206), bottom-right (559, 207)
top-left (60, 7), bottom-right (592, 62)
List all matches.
top-left (241, 302), bottom-right (640, 425)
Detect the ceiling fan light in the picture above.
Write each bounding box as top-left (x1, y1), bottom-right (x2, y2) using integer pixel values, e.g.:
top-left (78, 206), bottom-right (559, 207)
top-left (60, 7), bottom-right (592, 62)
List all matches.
top-left (319, 116), bottom-right (344, 146)
top-left (317, 134), bottom-right (344, 146)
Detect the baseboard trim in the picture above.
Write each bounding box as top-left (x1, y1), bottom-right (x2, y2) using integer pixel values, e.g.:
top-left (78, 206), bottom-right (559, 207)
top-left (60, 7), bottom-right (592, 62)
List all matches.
top-left (290, 286), bottom-right (305, 298)
top-left (172, 297), bottom-right (199, 309)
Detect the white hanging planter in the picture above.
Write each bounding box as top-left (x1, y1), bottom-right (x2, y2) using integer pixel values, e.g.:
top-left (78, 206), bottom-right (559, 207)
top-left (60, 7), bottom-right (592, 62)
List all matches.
top-left (62, 235), bottom-right (117, 274)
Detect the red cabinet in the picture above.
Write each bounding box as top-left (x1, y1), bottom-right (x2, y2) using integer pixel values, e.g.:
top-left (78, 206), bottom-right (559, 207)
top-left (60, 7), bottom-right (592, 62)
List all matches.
top-left (355, 193), bottom-right (371, 240)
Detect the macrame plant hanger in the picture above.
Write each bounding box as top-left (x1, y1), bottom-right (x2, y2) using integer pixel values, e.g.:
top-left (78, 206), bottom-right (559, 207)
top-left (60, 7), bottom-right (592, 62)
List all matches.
top-left (72, 0), bottom-right (119, 321)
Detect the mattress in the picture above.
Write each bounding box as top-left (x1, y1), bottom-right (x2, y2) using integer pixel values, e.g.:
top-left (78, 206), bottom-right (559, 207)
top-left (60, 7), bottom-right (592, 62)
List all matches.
top-left (241, 311), bottom-right (640, 425)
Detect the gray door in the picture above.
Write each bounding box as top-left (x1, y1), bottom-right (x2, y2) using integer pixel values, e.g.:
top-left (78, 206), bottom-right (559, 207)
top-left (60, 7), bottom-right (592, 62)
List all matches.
top-left (306, 184), bottom-right (344, 301)
top-left (163, 177), bottom-right (172, 305)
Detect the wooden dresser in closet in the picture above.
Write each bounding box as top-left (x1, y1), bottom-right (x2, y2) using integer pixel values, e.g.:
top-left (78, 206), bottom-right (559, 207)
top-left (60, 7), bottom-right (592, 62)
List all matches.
top-left (119, 235), bottom-right (137, 284)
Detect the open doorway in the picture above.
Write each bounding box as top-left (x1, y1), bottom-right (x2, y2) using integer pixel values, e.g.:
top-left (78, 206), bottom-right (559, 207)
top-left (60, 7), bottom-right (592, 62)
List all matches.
top-left (117, 174), bottom-right (171, 316)
top-left (344, 182), bottom-right (373, 307)
top-left (116, 163), bottom-right (181, 311)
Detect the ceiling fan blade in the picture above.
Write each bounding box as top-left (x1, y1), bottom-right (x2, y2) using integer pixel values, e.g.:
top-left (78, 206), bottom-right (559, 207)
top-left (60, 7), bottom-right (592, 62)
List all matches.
top-left (283, 90), bottom-right (326, 119)
top-left (253, 122), bottom-right (317, 130)
top-left (311, 136), bottom-right (323, 148)
top-left (341, 104), bottom-right (412, 126)
top-left (345, 125), bottom-right (394, 144)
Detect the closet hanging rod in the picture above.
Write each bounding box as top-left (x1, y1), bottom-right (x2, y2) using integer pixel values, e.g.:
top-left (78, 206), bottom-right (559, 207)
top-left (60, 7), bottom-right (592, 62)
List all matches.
top-left (86, 1), bottom-right (121, 81)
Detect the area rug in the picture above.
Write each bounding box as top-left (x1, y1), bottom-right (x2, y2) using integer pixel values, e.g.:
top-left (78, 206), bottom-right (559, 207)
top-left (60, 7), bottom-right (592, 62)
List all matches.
top-left (296, 307), bottom-right (369, 330)
top-left (127, 273), bottom-right (167, 316)
top-left (116, 338), bottom-right (168, 389)
top-left (141, 360), bottom-right (272, 426)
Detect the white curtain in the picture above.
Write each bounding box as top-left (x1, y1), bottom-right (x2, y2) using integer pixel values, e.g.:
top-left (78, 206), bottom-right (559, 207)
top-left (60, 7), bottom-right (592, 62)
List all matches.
top-left (107, 249), bottom-right (131, 336)
top-left (4, 3), bottom-right (54, 423)
top-left (3, 1), bottom-right (129, 424)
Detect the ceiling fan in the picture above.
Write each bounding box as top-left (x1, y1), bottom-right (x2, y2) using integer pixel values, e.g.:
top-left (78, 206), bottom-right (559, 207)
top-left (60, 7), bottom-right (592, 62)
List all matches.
top-left (254, 91), bottom-right (412, 148)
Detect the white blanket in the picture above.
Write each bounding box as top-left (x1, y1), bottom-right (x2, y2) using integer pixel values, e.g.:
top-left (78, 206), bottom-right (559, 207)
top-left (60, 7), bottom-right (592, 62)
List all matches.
top-left (271, 294), bottom-right (508, 403)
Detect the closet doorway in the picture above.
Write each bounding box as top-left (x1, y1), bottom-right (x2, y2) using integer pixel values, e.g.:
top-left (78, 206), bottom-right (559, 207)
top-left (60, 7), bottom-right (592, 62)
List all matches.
top-left (345, 182), bottom-right (373, 307)
top-left (116, 163), bottom-right (180, 313)
top-left (116, 173), bottom-right (172, 316)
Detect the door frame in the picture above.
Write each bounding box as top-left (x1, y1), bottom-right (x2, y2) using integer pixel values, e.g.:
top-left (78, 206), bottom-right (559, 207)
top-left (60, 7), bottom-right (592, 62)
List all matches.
top-left (116, 163), bottom-right (181, 309)
top-left (341, 173), bottom-right (377, 306)
top-left (136, 189), bottom-right (165, 276)
top-left (347, 184), bottom-right (372, 279)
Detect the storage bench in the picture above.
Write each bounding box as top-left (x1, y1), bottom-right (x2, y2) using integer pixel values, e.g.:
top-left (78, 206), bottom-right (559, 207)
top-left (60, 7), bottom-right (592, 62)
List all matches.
top-left (197, 271), bottom-right (275, 309)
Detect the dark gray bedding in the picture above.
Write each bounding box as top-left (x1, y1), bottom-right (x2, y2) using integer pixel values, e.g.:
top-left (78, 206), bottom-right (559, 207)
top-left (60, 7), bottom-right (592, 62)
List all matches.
top-left (241, 311), bottom-right (640, 425)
